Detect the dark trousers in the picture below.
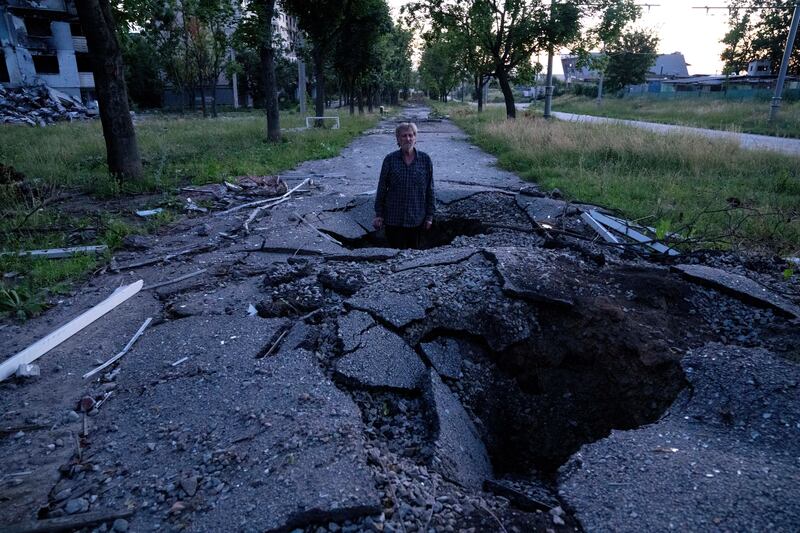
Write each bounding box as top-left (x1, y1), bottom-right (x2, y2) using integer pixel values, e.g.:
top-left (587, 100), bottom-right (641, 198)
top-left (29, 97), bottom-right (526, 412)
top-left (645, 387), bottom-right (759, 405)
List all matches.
top-left (385, 224), bottom-right (422, 249)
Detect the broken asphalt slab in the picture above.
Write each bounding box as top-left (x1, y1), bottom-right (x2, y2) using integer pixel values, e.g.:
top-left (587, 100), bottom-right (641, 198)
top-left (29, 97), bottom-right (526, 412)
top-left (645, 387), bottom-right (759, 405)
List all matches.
top-left (335, 324), bottom-right (427, 391)
top-left (3, 105), bottom-right (800, 533)
top-left (85, 316), bottom-right (381, 532)
top-left (558, 343), bottom-right (800, 532)
top-left (424, 370), bottom-right (493, 490)
top-left (672, 263), bottom-right (800, 320)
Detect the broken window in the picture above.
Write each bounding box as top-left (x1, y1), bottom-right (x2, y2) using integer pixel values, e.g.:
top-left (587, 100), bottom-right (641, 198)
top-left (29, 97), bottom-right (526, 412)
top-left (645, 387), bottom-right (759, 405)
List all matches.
top-left (75, 53), bottom-right (93, 73)
top-left (25, 17), bottom-right (52, 37)
top-left (32, 55), bottom-right (60, 74)
top-left (0, 53), bottom-right (10, 83)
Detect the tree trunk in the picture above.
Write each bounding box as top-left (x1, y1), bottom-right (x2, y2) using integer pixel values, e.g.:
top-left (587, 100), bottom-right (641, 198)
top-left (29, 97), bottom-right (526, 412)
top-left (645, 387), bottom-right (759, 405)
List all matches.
top-left (496, 68), bottom-right (516, 119)
top-left (474, 73), bottom-right (483, 113)
top-left (358, 85), bottom-right (364, 114)
top-left (349, 85), bottom-right (355, 115)
top-left (211, 81), bottom-right (218, 118)
top-left (312, 44), bottom-right (325, 125)
top-left (259, 0), bottom-right (280, 142)
top-left (368, 86), bottom-right (373, 113)
top-left (199, 85), bottom-right (207, 117)
top-left (75, 0), bottom-right (142, 181)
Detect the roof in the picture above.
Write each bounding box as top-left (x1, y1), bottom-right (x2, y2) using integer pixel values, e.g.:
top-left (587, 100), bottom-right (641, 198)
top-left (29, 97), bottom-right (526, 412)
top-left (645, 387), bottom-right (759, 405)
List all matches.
top-left (649, 53), bottom-right (689, 77)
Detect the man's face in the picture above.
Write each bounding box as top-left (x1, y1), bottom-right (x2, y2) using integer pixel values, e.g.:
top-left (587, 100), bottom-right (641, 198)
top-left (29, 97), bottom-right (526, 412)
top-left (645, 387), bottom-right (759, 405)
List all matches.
top-left (397, 128), bottom-right (416, 153)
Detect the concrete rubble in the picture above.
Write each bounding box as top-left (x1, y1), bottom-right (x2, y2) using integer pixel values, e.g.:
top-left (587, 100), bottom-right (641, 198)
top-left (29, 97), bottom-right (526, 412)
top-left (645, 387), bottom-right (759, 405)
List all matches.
top-left (1, 106), bottom-right (798, 533)
top-left (0, 84), bottom-right (95, 126)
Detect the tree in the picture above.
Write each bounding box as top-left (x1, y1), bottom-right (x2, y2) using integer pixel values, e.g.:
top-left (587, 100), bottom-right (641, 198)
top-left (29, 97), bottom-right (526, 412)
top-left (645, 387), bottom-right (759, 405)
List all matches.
top-left (408, 0), bottom-right (553, 119)
top-left (721, 0), bottom-right (800, 75)
top-left (256, 0), bottom-right (281, 140)
top-left (418, 34), bottom-right (464, 101)
top-left (75, 0), bottom-right (143, 181)
top-left (576, 0), bottom-right (642, 101)
top-left (121, 34), bottom-right (164, 109)
top-left (335, 0), bottom-right (392, 114)
top-left (603, 29), bottom-right (658, 92)
top-left (282, 0), bottom-right (348, 121)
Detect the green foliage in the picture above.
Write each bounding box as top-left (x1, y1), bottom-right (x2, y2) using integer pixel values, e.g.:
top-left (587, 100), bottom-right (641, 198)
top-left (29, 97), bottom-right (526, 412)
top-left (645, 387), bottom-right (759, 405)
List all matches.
top-left (0, 287), bottom-right (46, 320)
top-left (784, 268), bottom-right (795, 281)
top-left (604, 29), bottom-right (659, 92)
top-left (419, 34), bottom-right (465, 101)
top-left (721, 0), bottom-right (800, 76)
top-left (122, 34), bottom-right (164, 109)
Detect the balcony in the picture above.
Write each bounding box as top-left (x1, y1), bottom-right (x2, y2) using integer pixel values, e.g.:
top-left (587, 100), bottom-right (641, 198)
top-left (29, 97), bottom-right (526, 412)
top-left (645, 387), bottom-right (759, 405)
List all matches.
top-left (78, 72), bottom-right (94, 88)
top-left (72, 36), bottom-right (87, 53)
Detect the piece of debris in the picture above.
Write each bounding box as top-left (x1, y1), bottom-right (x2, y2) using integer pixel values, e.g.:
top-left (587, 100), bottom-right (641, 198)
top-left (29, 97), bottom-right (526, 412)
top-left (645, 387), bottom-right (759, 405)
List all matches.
top-left (0, 509), bottom-right (134, 533)
top-left (218, 178), bottom-right (311, 216)
top-left (143, 268), bottom-right (208, 291)
top-left (0, 84), bottom-right (95, 126)
top-left (236, 175), bottom-right (288, 197)
top-left (185, 198), bottom-right (208, 213)
top-left (0, 245), bottom-right (108, 259)
top-left (247, 304), bottom-right (258, 316)
top-left (83, 317), bottom-right (153, 379)
top-left (15, 363), bottom-right (40, 378)
top-left (581, 212), bottom-right (620, 244)
top-left (589, 210), bottom-right (679, 256)
top-left (0, 280), bottom-right (144, 382)
top-left (135, 208), bottom-right (163, 218)
top-left (171, 356), bottom-right (189, 367)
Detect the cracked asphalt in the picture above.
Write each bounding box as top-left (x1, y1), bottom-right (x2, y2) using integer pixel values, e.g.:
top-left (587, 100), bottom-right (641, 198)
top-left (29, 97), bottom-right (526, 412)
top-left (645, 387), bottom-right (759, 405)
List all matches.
top-left (1, 105), bottom-right (799, 533)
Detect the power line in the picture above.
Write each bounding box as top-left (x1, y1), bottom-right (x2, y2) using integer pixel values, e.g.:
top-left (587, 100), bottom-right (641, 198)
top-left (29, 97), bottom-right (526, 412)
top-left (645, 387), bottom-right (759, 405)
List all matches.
top-left (692, 3), bottom-right (800, 13)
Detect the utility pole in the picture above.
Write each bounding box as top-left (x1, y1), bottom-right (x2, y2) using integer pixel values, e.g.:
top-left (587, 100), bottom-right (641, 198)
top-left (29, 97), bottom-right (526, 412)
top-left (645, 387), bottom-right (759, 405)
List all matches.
top-left (298, 58), bottom-right (306, 115)
top-left (544, 47), bottom-right (555, 118)
top-left (770, 0), bottom-right (800, 121)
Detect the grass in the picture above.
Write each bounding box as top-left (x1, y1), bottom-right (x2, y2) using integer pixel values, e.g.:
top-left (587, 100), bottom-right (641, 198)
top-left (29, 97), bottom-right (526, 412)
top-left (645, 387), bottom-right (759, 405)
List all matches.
top-left (0, 108), bottom-right (380, 318)
top-left (441, 103), bottom-right (800, 256)
top-left (553, 94), bottom-right (800, 138)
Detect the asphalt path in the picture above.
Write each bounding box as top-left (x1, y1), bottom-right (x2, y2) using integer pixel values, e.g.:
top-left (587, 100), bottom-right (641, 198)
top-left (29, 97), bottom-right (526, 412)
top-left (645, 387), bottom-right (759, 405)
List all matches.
top-left (551, 111), bottom-right (800, 157)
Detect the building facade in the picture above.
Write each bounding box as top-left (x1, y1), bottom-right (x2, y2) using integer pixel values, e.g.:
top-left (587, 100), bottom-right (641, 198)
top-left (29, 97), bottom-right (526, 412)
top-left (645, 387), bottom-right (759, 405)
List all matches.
top-left (0, 0), bottom-right (94, 100)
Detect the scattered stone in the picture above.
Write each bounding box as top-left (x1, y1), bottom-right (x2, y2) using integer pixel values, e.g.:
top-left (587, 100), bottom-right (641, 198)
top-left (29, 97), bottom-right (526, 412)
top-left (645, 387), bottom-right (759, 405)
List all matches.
top-left (65, 498), bottom-right (89, 514)
top-left (112, 518), bottom-right (129, 532)
top-left (15, 363), bottom-right (40, 378)
top-left (180, 475), bottom-right (198, 497)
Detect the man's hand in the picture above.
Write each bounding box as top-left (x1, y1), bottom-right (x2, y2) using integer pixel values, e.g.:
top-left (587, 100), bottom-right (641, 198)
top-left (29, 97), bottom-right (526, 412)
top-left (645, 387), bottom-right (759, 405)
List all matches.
top-left (372, 216), bottom-right (384, 230)
top-left (424, 219), bottom-right (432, 230)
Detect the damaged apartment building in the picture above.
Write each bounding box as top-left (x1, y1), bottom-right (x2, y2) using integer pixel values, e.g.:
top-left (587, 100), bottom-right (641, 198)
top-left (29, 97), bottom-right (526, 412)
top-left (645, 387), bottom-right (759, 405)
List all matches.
top-left (0, 0), bottom-right (94, 102)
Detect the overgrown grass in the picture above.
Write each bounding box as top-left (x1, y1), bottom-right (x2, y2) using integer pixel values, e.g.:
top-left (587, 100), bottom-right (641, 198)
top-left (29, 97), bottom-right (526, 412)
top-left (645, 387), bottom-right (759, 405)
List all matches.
top-left (0, 109), bottom-right (380, 318)
top-left (446, 105), bottom-right (800, 255)
top-left (554, 94), bottom-right (800, 138)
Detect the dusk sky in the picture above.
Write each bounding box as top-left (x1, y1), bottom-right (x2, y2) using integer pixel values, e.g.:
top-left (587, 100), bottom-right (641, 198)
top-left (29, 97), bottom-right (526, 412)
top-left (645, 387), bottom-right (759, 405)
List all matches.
top-left (389, 0), bottom-right (731, 75)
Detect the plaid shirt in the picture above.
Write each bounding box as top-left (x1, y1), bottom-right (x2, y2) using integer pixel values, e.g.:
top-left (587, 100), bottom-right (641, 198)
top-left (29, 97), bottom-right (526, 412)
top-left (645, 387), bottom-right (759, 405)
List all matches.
top-left (374, 149), bottom-right (435, 227)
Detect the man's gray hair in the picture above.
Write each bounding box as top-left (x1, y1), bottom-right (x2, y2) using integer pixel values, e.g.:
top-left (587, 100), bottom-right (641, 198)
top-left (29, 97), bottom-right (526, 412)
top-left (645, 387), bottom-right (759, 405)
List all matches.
top-left (395, 122), bottom-right (418, 137)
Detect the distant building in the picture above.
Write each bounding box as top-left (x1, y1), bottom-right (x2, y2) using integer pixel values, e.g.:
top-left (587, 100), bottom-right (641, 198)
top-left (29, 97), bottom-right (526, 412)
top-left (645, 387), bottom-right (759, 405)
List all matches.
top-left (0, 0), bottom-right (94, 101)
top-left (746, 59), bottom-right (771, 77)
top-left (561, 51), bottom-right (690, 90)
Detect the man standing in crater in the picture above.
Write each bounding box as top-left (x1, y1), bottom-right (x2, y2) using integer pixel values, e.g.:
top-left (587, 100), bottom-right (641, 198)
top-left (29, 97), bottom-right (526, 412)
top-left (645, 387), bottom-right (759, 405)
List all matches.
top-left (373, 122), bottom-right (435, 249)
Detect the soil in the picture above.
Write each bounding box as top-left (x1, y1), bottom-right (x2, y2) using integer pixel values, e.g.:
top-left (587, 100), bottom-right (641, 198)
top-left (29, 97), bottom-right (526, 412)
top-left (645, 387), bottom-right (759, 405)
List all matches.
top-left (1, 106), bottom-right (799, 533)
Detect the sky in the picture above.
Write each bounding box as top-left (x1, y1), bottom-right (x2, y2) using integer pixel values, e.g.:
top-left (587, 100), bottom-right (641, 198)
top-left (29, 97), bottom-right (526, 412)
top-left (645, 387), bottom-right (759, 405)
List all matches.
top-left (388, 0), bottom-right (731, 76)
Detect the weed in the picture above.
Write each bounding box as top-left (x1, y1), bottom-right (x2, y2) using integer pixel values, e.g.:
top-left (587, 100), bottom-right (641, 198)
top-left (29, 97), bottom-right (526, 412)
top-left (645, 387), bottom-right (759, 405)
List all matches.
top-left (448, 106), bottom-right (800, 254)
top-left (0, 286), bottom-right (46, 320)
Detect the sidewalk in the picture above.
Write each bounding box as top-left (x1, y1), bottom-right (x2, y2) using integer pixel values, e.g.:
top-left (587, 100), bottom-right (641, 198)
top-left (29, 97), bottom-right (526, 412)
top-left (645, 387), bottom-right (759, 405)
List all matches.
top-left (551, 111), bottom-right (800, 157)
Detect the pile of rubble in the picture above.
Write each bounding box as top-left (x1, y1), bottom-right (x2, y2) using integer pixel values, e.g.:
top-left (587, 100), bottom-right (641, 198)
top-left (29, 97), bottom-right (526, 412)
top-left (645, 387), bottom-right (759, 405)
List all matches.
top-left (0, 84), bottom-right (96, 126)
